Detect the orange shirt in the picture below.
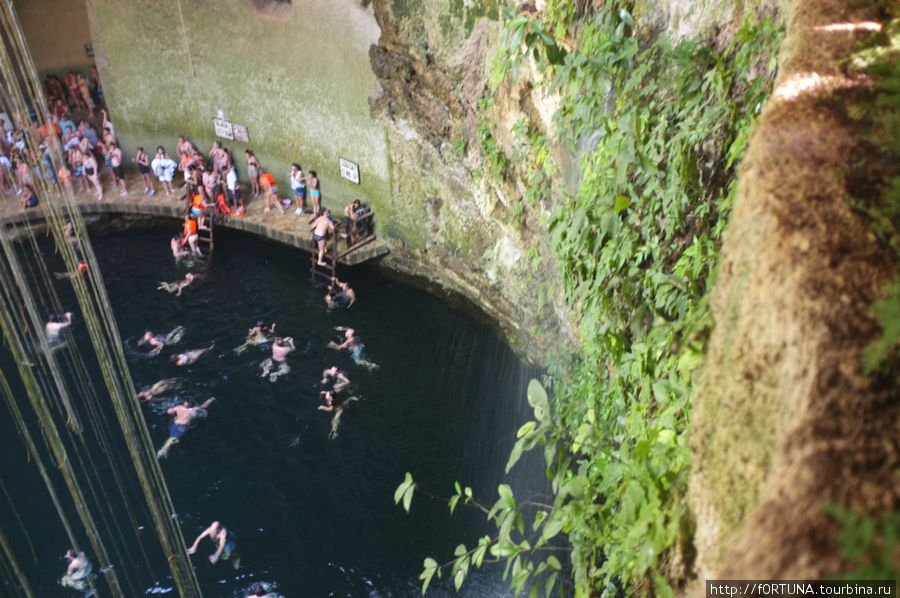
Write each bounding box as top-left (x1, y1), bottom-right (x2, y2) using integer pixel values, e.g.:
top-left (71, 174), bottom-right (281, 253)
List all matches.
top-left (259, 172), bottom-right (275, 189)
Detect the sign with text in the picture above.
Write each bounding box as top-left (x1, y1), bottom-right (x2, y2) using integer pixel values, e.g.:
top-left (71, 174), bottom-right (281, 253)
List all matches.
top-left (232, 122), bottom-right (249, 143)
top-left (213, 118), bottom-right (234, 140)
top-left (339, 157), bottom-right (360, 185)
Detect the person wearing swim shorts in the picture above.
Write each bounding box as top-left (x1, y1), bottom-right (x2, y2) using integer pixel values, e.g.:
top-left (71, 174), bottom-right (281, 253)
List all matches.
top-left (188, 520), bottom-right (240, 567)
top-left (157, 397), bottom-right (215, 457)
top-left (310, 209), bottom-right (334, 266)
top-left (260, 336), bottom-right (294, 382)
top-left (107, 140), bottom-right (127, 196)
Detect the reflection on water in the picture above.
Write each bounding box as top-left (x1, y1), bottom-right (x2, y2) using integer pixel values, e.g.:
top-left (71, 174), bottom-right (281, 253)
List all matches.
top-left (4, 223), bottom-right (544, 597)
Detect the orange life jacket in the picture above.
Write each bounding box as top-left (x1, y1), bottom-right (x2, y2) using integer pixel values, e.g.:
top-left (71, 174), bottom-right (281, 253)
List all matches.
top-left (259, 172), bottom-right (274, 189)
top-left (58, 167), bottom-right (72, 183)
top-left (183, 219), bottom-right (197, 238)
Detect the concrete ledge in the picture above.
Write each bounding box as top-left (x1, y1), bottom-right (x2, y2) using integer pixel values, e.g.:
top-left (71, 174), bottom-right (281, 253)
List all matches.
top-left (1, 180), bottom-right (388, 266)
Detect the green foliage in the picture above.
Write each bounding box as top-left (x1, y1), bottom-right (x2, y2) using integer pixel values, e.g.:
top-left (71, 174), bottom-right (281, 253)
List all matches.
top-left (850, 12), bottom-right (900, 376)
top-left (824, 502), bottom-right (900, 578)
top-left (400, 2), bottom-right (783, 596)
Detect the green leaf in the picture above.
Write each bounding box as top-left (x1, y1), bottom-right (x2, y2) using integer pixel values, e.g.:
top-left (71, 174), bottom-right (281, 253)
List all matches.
top-left (614, 195), bottom-right (631, 214)
top-left (527, 379), bottom-right (550, 422)
top-left (394, 472), bottom-right (416, 513)
top-left (419, 557), bottom-right (439, 595)
top-left (542, 516), bottom-right (565, 541)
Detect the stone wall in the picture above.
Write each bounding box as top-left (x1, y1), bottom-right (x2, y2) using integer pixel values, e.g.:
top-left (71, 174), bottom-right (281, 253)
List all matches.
top-left (16, 0), bottom-right (95, 75)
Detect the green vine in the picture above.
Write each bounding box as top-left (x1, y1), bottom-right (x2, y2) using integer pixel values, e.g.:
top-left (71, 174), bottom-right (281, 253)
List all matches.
top-left (399, 3), bottom-right (783, 596)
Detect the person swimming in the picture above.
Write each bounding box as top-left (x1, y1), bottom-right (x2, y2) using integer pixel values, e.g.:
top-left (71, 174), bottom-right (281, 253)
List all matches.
top-left (188, 520), bottom-right (240, 568)
top-left (137, 377), bottom-right (181, 401)
top-left (259, 336), bottom-right (294, 382)
top-left (139, 326), bottom-right (186, 356)
top-left (61, 548), bottom-right (92, 591)
top-left (327, 326), bottom-right (378, 370)
top-left (157, 272), bottom-right (195, 296)
top-left (320, 366), bottom-right (350, 392)
top-left (170, 343), bottom-right (214, 366)
top-left (157, 397), bottom-right (215, 458)
top-left (45, 312), bottom-right (73, 346)
top-left (318, 390), bottom-right (359, 439)
top-left (233, 322), bottom-right (276, 354)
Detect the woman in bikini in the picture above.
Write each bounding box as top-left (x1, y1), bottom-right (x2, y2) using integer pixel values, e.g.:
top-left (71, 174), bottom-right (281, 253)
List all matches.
top-left (68, 144), bottom-right (86, 193)
top-left (307, 170), bottom-right (321, 217)
top-left (83, 151), bottom-right (102, 200)
top-left (245, 149), bottom-right (260, 198)
top-left (134, 147), bottom-right (154, 196)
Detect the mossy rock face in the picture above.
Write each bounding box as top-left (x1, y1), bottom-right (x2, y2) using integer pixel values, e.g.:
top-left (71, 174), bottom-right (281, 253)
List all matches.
top-left (689, 0), bottom-right (900, 581)
top-left (88, 0), bottom-right (390, 216)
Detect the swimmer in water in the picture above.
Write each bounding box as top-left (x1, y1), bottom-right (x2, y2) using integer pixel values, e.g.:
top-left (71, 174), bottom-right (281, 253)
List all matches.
top-left (157, 397), bottom-right (215, 458)
top-left (45, 312), bottom-right (73, 345)
top-left (61, 548), bottom-right (92, 591)
top-left (318, 390), bottom-right (359, 439)
top-left (171, 235), bottom-right (189, 261)
top-left (320, 365), bottom-right (350, 392)
top-left (52, 262), bottom-right (89, 279)
top-left (137, 377), bottom-right (181, 401)
top-left (248, 582), bottom-right (276, 597)
top-left (327, 326), bottom-right (378, 370)
top-left (233, 322), bottom-right (276, 354)
top-left (170, 343), bottom-right (214, 366)
top-left (325, 277), bottom-right (356, 309)
top-left (188, 520), bottom-right (240, 568)
top-left (157, 272), bottom-right (195, 296)
top-left (139, 326), bottom-right (186, 356)
top-left (259, 336), bottom-right (294, 382)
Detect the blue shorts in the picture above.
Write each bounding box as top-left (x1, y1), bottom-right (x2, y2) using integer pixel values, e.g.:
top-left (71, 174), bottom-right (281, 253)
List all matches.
top-left (314, 233), bottom-right (325, 243)
top-left (351, 343), bottom-right (365, 361)
top-left (293, 187), bottom-right (306, 199)
top-left (169, 422), bottom-right (189, 439)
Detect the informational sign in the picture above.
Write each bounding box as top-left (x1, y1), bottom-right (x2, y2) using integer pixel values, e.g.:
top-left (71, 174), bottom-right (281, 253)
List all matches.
top-left (232, 122), bottom-right (249, 143)
top-left (339, 157), bottom-right (360, 185)
top-left (213, 118), bottom-right (234, 140)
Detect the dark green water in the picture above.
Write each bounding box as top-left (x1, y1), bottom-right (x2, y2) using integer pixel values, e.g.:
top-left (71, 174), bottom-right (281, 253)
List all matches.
top-left (0, 222), bottom-right (545, 597)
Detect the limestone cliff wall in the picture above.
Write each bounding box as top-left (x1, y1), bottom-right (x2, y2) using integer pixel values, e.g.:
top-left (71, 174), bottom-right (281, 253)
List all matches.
top-left (688, 0), bottom-right (900, 581)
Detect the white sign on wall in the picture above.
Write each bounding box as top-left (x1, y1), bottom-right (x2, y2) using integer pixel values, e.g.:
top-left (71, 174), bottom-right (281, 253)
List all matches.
top-left (339, 157), bottom-right (360, 185)
top-left (213, 118), bottom-right (234, 140)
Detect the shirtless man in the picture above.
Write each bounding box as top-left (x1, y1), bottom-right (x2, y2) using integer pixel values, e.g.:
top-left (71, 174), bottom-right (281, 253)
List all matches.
top-left (321, 365), bottom-right (350, 392)
top-left (139, 326), bottom-right (186, 356)
top-left (157, 397), bottom-right (215, 457)
top-left (171, 235), bottom-right (189, 261)
top-left (325, 278), bottom-right (355, 309)
top-left (61, 548), bottom-right (92, 591)
top-left (187, 520), bottom-right (239, 567)
top-left (233, 322), bottom-right (275, 354)
top-left (158, 272), bottom-right (195, 296)
top-left (310, 209), bottom-right (334, 266)
top-left (137, 377), bottom-right (181, 401)
top-left (259, 336), bottom-right (295, 382)
top-left (328, 326), bottom-right (378, 370)
top-left (45, 312), bottom-right (73, 344)
top-left (107, 140), bottom-right (126, 196)
top-left (318, 390), bottom-right (359, 439)
top-left (170, 343), bottom-right (214, 366)
top-left (176, 136), bottom-right (194, 159)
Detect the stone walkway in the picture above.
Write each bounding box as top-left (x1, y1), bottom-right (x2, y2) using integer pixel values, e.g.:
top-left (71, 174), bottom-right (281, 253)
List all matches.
top-left (0, 173), bottom-right (388, 266)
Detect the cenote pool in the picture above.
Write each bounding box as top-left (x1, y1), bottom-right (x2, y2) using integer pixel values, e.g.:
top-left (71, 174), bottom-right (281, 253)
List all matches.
top-left (1, 221), bottom-right (547, 597)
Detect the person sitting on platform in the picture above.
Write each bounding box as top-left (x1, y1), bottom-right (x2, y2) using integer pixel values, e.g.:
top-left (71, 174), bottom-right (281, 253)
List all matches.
top-left (61, 548), bottom-right (92, 591)
top-left (157, 397), bottom-right (215, 458)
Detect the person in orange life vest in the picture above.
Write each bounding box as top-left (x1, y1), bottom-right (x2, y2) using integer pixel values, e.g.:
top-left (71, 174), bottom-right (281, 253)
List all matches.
top-left (214, 191), bottom-right (232, 215)
top-left (259, 171), bottom-right (280, 213)
top-left (57, 165), bottom-right (73, 198)
top-left (182, 216), bottom-right (200, 256)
